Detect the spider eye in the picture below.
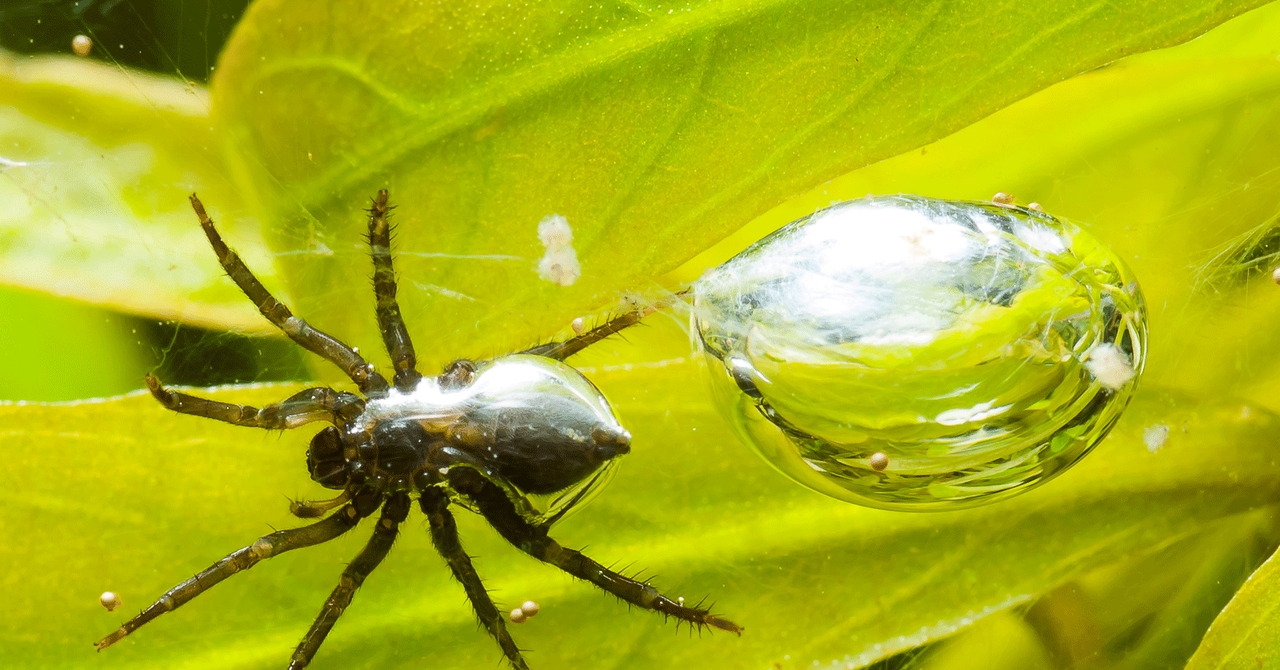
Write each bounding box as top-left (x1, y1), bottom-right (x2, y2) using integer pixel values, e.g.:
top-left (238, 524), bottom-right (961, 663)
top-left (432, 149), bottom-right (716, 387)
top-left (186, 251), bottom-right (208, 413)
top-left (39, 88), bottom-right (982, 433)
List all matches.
top-left (693, 195), bottom-right (1147, 510)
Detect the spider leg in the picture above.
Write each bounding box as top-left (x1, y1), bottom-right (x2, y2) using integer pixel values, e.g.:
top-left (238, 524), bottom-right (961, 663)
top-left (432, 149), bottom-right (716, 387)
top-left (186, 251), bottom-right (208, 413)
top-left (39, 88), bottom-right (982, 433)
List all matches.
top-left (290, 489), bottom-right (351, 518)
top-left (520, 291), bottom-right (687, 361)
top-left (96, 504), bottom-right (365, 651)
top-left (287, 493), bottom-right (409, 670)
top-left (453, 471), bottom-right (741, 635)
top-left (188, 194), bottom-right (389, 394)
top-left (367, 190), bottom-right (423, 392)
top-left (144, 375), bottom-right (365, 429)
top-left (420, 487), bottom-right (529, 670)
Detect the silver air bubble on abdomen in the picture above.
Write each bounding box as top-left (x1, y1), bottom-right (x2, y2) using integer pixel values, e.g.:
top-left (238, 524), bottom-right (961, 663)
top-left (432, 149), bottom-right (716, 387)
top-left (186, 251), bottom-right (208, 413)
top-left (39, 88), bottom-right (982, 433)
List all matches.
top-left (693, 195), bottom-right (1147, 510)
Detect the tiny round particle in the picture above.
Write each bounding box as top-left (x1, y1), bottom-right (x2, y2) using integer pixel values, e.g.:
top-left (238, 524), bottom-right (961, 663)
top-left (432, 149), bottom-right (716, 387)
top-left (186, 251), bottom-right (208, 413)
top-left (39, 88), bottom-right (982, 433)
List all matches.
top-left (509, 608), bottom-right (527, 624)
top-left (1027, 202), bottom-right (1044, 212)
top-left (1272, 267), bottom-right (1280, 285)
top-left (869, 452), bottom-right (890, 472)
top-left (520, 600), bottom-right (540, 617)
top-left (991, 192), bottom-right (1016, 206)
top-left (72, 35), bottom-right (92, 57)
top-left (571, 317), bottom-right (585, 336)
top-left (100, 591), bottom-right (121, 612)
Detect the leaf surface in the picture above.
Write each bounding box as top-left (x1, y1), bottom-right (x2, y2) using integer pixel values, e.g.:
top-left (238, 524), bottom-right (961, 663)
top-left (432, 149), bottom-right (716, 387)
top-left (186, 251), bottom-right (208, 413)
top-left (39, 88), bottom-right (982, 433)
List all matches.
top-left (673, 0), bottom-right (1280, 411)
top-left (211, 0), bottom-right (1270, 370)
top-left (0, 51), bottom-right (273, 332)
top-left (1185, 539), bottom-right (1280, 669)
top-left (7, 4), bottom-right (1280, 669)
top-left (4, 367), bottom-right (1279, 669)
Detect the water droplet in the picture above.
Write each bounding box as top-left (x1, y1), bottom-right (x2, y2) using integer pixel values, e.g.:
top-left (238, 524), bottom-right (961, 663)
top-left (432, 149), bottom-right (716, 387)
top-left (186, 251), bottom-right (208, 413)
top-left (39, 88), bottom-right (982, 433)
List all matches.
top-left (694, 196), bottom-right (1146, 509)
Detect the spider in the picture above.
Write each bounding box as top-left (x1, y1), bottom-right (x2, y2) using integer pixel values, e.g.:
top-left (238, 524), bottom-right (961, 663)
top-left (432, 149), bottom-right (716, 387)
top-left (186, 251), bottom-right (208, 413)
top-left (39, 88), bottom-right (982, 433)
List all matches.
top-left (95, 191), bottom-right (741, 669)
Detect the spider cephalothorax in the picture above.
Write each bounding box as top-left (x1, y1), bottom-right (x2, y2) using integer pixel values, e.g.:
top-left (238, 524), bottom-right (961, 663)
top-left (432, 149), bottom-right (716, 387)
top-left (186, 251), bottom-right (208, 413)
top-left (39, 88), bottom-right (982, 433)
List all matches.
top-left (95, 191), bottom-right (738, 669)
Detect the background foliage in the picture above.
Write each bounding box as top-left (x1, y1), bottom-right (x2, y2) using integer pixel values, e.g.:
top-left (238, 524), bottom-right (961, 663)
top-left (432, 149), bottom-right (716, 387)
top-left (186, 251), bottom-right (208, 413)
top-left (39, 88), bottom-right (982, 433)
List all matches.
top-left (3, 1), bottom-right (1280, 668)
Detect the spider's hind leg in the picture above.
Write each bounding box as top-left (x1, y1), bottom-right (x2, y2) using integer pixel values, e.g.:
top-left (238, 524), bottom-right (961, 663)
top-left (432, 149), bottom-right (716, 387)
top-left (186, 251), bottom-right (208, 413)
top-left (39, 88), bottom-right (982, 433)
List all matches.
top-left (420, 488), bottom-right (529, 670)
top-left (96, 504), bottom-right (365, 651)
top-left (452, 470), bottom-right (741, 635)
top-left (366, 190), bottom-right (423, 392)
top-left (145, 375), bottom-right (364, 430)
top-left (288, 492), bottom-right (409, 670)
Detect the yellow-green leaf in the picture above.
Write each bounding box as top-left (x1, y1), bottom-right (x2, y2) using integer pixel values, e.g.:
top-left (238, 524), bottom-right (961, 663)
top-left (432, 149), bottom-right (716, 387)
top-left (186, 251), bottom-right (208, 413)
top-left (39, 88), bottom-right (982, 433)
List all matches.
top-left (1186, 540), bottom-right (1280, 669)
top-left (6, 361), bottom-right (1280, 669)
top-left (210, 0), bottom-right (1270, 372)
top-left (675, 0), bottom-right (1280, 412)
top-left (0, 50), bottom-right (273, 332)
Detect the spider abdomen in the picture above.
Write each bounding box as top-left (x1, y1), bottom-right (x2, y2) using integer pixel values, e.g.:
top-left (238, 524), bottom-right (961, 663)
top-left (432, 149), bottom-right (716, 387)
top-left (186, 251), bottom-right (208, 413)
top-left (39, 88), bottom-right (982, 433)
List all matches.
top-left (349, 355), bottom-right (631, 496)
top-left (456, 397), bottom-right (631, 494)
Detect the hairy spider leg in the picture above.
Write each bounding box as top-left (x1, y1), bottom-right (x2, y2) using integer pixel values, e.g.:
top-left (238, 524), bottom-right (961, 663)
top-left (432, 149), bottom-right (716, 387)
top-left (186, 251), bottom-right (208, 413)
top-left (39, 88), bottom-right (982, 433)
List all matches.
top-left (521, 290), bottom-right (688, 361)
top-left (366, 190), bottom-right (423, 392)
top-left (420, 488), bottom-right (529, 670)
top-left (288, 493), bottom-right (410, 670)
top-left (145, 375), bottom-right (365, 429)
top-left (95, 504), bottom-right (366, 651)
top-left (188, 194), bottom-right (390, 394)
top-left (454, 471), bottom-right (742, 635)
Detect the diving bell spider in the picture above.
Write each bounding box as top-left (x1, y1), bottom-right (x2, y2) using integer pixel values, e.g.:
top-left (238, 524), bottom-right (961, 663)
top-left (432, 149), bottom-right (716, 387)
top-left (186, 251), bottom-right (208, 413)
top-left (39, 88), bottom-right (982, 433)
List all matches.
top-left (95, 191), bottom-right (740, 669)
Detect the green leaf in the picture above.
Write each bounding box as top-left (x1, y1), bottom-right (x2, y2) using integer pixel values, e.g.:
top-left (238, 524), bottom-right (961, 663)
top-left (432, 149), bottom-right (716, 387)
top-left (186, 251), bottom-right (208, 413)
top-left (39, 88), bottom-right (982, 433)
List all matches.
top-left (210, 0), bottom-right (1269, 371)
top-left (917, 610), bottom-right (1053, 670)
top-left (1096, 513), bottom-right (1279, 670)
top-left (674, 0), bottom-right (1280, 409)
top-left (7, 361), bottom-right (1280, 669)
top-left (9, 4), bottom-right (1280, 669)
top-left (0, 50), bottom-right (272, 332)
top-left (0, 286), bottom-right (146, 400)
top-left (971, 509), bottom-right (1280, 670)
top-left (1186, 541), bottom-right (1280, 669)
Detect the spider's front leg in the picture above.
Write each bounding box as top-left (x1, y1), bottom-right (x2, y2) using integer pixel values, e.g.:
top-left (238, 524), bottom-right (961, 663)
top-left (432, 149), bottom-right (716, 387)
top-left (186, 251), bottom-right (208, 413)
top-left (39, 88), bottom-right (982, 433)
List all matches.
top-left (420, 487), bottom-right (529, 670)
top-left (188, 194), bottom-right (389, 394)
top-left (366, 189), bottom-right (423, 392)
top-left (144, 375), bottom-right (365, 429)
top-left (450, 470), bottom-right (742, 635)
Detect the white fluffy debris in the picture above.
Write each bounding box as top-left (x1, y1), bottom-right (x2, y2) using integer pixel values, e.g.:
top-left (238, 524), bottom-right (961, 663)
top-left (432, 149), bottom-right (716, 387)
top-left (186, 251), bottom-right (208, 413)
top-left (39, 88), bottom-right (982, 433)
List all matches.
top-left (1143, 424), bottom-right (1169, 453)
top-left (536, 214), bottom-right (580, 286)
top-left (1084, 344), bottom-right (1135, 390)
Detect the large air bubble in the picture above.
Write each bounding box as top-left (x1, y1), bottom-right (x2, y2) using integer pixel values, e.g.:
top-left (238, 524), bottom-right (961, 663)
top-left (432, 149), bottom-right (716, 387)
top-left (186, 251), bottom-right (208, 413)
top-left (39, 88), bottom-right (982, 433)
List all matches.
top-left (693, 196), bottom-right (1146, 510)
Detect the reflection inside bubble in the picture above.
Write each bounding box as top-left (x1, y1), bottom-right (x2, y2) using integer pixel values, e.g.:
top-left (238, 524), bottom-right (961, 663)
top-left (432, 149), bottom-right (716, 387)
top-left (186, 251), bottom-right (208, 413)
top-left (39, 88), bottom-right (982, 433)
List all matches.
top-left (694, 195), bottom-right (1147, 510)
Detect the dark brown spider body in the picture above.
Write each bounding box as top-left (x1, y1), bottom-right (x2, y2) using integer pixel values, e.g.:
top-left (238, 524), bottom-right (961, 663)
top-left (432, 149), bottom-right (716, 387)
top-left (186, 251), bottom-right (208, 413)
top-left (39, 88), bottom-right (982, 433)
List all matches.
top-left (96, 190), bottom-right (736, 670)
top-left (309, 353), bottom-right (632, 497)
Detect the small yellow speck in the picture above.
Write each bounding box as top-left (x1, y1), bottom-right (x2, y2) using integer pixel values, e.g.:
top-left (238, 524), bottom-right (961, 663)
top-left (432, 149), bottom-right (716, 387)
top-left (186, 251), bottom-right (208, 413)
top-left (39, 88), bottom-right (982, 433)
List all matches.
top-left (72, 35), bottom-right (92, 57)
